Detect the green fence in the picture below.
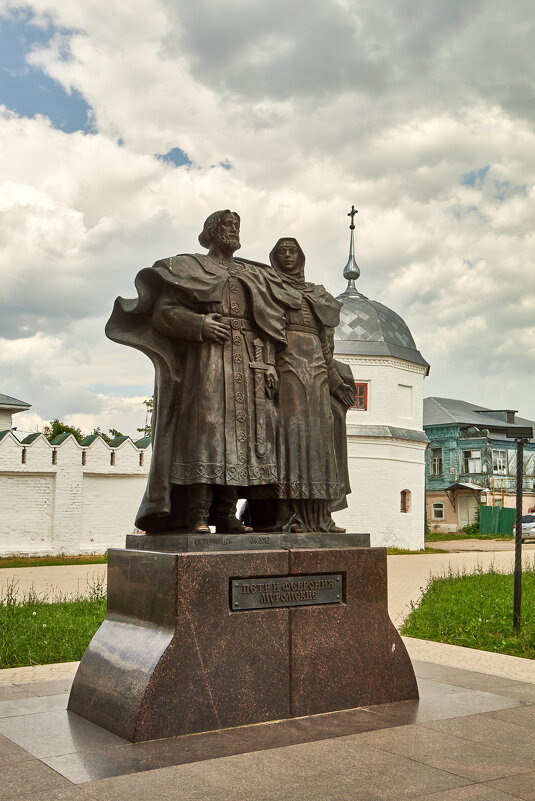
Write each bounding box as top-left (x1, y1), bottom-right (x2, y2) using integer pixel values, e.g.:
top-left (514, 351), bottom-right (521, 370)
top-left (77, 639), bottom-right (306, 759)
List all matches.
top-left (480, 505), bottom-right (515, 535)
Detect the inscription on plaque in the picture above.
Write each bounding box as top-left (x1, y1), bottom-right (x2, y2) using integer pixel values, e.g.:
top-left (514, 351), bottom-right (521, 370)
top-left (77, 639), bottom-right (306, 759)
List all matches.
top-left (231, 573), bottom-right (343, 610)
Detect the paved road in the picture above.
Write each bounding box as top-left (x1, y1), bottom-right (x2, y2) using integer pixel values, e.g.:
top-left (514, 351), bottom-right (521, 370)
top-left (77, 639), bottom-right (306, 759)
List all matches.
top-left (0, 563), bottom-right (107, 602)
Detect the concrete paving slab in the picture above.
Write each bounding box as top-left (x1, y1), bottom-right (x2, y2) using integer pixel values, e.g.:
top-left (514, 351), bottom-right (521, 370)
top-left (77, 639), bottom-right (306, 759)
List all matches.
top-left (404, 638), bottom-right (535, 682)
top-left (28, 787), bottom-right (91, 801)
top-left (411, 737), bottom-right (532, 782)
top-left (0, 693), bottom-right (70, 719)
top-left (0, 756), bottom-right (72, 800)
top-left (0, 707), bottom-right (126, 759)
top-left (1, 667), bottom-right (525, 786)
top-left (0, 685), bottom-right (36, 701)
top-left (419, 786), bottom-right (519, 800)
top-left (0, 732), bottom-right (33, 764)
top-left (0, 660), bottom-right (532, 799)
top-left (80, 738), bottom-right (472, 801)
top-left (0, 662), bottom-right (79, 686)
top-left (486, 703), bottom-right (535, 729)
top-left (485, 772), bottom-right (535, 800)
top-left (17, 677), bottom-right (74, 696)
top-left (421, 709), bottom-right (535, 752)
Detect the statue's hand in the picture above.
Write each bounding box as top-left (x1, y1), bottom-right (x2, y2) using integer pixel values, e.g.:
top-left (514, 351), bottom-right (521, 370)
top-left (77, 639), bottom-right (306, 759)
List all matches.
top-left (334, 384), bottom-right (354, 408)
top-left (265, 365), bottom-right (279, 398)
top-left (202, 313), bottom-right (231, 344)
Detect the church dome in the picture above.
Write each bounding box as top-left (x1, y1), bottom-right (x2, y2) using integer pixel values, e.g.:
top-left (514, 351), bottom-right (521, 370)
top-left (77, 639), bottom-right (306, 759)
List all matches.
top-left (333, 208), bottom-right (429, 371)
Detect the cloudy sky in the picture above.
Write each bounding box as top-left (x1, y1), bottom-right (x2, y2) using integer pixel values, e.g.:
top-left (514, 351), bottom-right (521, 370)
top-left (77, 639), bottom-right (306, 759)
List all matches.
top-left (1, 0), bottom-right (534, 438)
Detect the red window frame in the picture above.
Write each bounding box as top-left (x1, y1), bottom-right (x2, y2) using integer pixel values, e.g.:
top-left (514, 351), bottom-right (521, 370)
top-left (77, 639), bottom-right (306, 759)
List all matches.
top-left (351, 382), bottom-right (368, 411)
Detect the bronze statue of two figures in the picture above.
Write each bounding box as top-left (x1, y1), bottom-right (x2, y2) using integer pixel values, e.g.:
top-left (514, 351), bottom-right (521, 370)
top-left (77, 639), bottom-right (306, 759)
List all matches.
top-left (107, 210), bottom-right (356, 536)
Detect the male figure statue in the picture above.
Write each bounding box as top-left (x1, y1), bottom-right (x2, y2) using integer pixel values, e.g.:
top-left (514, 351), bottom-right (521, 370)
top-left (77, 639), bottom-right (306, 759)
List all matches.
top-left (106, 210), bottom-right (300, 534)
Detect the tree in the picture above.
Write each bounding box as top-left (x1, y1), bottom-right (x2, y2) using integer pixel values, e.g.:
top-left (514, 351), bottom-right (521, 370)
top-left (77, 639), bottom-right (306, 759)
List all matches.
top-left (43, 421), bottom-right (125, 445)
top-left (90, 427), bottom-right (125, 445)
top-left (137, 397), bottom-right (153, 437)
top-left (43, 419), bottom-right (84, 444)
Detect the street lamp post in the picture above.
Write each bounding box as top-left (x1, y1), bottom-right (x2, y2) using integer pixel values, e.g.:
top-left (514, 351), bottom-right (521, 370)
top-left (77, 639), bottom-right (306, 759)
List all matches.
top-left (506, 426), bottom-right (533, 631)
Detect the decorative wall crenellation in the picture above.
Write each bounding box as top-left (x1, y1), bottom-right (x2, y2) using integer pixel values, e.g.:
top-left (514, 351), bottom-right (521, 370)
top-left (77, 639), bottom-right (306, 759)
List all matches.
top-left (0, 430), bottom-right (152, 556)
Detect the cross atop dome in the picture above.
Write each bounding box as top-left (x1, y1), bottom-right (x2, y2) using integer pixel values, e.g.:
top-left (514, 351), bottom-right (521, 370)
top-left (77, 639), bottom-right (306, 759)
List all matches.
top-left (340, 205), bottom-right (361, 297)
top-left (334, 207), bottom-right (429, 371)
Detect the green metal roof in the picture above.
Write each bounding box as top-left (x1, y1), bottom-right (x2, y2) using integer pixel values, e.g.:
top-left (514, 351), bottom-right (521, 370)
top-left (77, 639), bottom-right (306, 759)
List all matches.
top-left (21, 433), bottom-right (41, 444)
top-left (80, 434), bottom-right (100, 446)
top-left (108, 435), bottom-right (130, 448)
top-left (50, 433), bottom-right (74, 445)
top-left (134, 436), bottom-right (151, 449)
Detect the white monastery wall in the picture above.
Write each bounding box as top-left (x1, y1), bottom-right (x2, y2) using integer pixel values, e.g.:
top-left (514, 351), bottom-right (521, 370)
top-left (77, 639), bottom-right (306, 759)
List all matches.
top-left (81, 475), bottom-right (148, 552)
top-left (0, 431), bottom-right (151, 556)
top-left (0, 473), bottom-right (54, 553)
top-left (332, 354), bottom-right (428, 550)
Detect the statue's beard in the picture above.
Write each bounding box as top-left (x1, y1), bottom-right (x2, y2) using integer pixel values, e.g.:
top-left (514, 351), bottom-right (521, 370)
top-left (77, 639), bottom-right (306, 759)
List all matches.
top-left (216, 232), bottom-right (241, 256)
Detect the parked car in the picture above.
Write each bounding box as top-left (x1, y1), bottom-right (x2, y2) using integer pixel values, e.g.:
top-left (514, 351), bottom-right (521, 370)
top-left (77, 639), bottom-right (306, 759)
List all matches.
top-left (513, 515), bottom-right (535, 541)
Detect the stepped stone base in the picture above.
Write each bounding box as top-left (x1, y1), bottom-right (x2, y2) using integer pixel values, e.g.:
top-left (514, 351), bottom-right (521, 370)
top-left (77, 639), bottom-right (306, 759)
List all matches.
top-left (68, 542), bottom-right (418, 742)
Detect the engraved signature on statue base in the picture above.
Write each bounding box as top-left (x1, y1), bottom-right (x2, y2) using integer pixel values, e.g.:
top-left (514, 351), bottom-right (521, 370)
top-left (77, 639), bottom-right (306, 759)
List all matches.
top-left (125, 531), bottom-right (370, 553)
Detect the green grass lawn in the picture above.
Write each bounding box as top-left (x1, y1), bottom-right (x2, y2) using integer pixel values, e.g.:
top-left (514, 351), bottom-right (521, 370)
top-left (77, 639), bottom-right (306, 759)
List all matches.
top-left (0, 554), bottom-right (107, 569)
top-left (0, 581), bottom-right (106, 669)
top-left (401, 563), bottom-right (535, 659)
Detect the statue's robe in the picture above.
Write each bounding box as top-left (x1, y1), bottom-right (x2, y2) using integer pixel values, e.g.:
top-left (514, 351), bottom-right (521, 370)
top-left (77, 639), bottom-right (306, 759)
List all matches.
top-left (273, 285), bottom-right (345, 501)
top-left (106, 253), bottom-right (300, 532)
top-left (329, 356), bottom-right (356, 512)
top-left (244, 238), bottom-right (356, 531)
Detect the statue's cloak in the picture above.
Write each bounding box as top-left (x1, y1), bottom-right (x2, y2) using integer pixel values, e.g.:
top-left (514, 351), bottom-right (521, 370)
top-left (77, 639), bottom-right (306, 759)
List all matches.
top-left (106, 253), bottom-right (301, 531)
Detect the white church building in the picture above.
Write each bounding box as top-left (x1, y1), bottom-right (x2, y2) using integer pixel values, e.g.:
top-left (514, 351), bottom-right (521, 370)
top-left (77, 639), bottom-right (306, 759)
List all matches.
top-left (1, 217), bottom-right (429, 555)
top-left (331, 214), bottom-right (429, 549)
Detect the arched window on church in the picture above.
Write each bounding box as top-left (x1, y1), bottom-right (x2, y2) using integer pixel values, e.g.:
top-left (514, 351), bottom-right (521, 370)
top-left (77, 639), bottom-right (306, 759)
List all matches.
top-left (400, 489), bottom-right (411, 513)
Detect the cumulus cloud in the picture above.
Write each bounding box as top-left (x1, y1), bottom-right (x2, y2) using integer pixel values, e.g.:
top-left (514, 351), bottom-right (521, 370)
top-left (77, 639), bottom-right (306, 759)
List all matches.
top-left (0, 0), bottom-right (534, 434)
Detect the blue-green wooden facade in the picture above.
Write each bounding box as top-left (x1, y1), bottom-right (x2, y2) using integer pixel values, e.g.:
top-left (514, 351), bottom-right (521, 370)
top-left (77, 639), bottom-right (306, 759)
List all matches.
top-left (425, 424), bottom-right (535, 496)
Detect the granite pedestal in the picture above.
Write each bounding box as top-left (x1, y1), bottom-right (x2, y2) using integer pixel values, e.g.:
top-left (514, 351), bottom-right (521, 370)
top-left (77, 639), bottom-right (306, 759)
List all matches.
top-left (68, 537), bottom-right (418, 742)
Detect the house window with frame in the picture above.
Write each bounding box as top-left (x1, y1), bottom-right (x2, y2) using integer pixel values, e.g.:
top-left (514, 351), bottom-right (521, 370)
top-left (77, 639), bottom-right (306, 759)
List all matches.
top-left (462, 449), bottom-right (481, 474)
top-left (352, 382), bottom-right (368, 411)
top-left (492, 449), bottom-right (508, 475)
top-left (430, 447), bottom-right (443, 476)
top-left (432, 502), bottom-right (444, 520)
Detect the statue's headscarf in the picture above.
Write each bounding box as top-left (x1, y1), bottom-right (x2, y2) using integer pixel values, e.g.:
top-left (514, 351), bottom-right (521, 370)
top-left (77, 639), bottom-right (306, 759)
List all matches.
top-left (269, 238), bottom-right (306, 288)
top-left (268, 237), bottom-right (342, 327)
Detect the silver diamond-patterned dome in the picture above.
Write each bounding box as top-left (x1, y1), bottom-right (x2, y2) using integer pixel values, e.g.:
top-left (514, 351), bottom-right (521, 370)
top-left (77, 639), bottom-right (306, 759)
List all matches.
top-left (334, 288), bottom-right (429, 370)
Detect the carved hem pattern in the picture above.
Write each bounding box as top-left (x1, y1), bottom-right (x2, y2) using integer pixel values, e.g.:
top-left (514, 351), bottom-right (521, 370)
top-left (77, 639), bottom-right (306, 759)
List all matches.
top-left (251, 481), bottom-right (345, 500)
top-left (170, 462), bottom-right (277, 485)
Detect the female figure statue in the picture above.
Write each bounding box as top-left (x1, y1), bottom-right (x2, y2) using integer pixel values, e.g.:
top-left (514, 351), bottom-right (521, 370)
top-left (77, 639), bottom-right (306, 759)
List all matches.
top-left (248, 238), bottom-right (355, 532)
